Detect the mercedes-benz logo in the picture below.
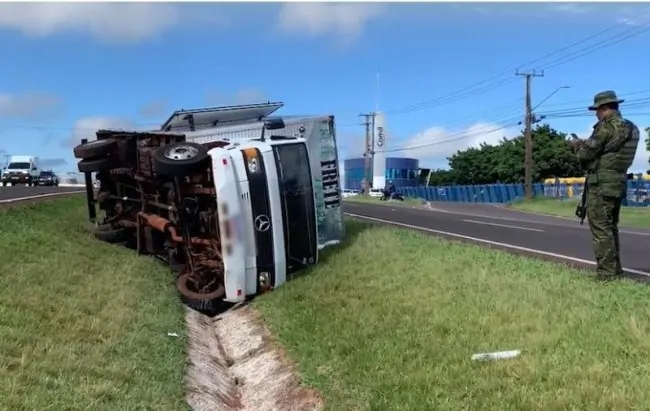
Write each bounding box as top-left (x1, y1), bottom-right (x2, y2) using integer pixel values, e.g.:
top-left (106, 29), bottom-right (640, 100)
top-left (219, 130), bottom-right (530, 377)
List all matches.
top-left (254, 215), bottom-right (271, 232)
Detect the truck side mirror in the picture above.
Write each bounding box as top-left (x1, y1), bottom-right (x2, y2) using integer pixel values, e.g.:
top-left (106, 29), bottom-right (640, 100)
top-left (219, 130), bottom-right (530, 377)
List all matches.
top-left (263, 117), bottom-right (285, 130)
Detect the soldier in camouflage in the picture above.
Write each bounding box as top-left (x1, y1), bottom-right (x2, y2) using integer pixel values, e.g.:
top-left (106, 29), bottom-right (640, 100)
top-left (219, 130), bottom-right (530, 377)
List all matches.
top-left (571, 90), bottom-right (640, 281)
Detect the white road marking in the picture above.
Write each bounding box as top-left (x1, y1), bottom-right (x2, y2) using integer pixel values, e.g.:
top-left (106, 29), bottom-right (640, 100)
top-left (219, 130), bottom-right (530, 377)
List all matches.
top-left (416, 202), bottom-right (650, 237)
top-left (344, 212), bottom-right (650, 277)
top-left (492, 205), bottom-right (650, 237)
top-left (462, 219), bottom-right (545, 232)
top-left (0, 191), bottom-right (84, 204)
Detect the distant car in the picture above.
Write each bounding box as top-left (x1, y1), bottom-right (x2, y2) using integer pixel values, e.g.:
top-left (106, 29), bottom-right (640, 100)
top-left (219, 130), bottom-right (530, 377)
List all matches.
top-left (342, 189), bottom-right (359, 198)
top-left (36, 171), bottom-right (59, 186)
top-left (368, 188), bottom-right (383, 198)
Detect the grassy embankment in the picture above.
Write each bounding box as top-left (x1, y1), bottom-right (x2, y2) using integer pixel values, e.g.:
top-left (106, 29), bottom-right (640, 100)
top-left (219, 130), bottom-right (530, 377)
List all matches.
top-left (6, 196), bottom-right (650, 410)
top-left (343, 194), bottom-right (424, 207)
top-left (256, 218), bottom-right (650, 410)
top-left (510, 197), bottom-right (650, 228)
top-left (0, 196), bottom-right (187, 411)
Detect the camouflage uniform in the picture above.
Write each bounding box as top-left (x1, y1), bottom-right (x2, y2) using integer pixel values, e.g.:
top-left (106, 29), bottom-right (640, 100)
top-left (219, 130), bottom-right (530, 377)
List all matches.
top-left (574, 91), bottom-right (640, 279)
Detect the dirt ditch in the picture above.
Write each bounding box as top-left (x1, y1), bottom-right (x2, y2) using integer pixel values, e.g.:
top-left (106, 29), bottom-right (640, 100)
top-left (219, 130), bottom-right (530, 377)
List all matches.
top-left (185, 305), bottom-right (324, 411)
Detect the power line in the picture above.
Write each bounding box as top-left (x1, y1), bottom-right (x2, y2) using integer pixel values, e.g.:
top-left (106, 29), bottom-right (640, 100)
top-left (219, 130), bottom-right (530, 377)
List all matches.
top-left (375, 119), bottom-right (521, 154)
top-left (539, 96), bottom-right (650, 117)
top-left (536, 88), bottom-right (650, 110)
top-left (379, 12), bottom-right (650, 117)
top-left (536, 22), bottom-right (650, 71)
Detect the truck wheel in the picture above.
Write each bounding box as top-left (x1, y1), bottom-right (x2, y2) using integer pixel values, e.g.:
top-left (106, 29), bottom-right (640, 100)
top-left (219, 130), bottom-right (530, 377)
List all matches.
top-left (93, 226), bottom-right (128, 243)
top-left (152, 142), bottom-right (209, 178)
top-left (78, 156), bottom-right (121, 173)
top-left (177, 273), bottom-right (226, 315)
top-left (73, 139), bottom-right (118, 159)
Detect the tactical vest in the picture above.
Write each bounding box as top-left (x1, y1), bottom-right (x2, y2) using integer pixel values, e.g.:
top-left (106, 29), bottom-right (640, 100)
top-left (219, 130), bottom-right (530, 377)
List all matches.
top-left (587, 114), bottom-right (639, 175)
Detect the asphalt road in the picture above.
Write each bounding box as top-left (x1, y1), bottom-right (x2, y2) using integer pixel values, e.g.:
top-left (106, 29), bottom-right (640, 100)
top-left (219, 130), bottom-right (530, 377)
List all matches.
top-left (343, 201), bottom-right (650, 280)
top-left (0, 186), bottom-right (85, 202)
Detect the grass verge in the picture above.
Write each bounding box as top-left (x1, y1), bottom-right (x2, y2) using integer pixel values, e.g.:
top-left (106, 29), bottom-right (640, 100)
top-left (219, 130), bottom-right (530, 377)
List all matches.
top-left (0, 196), bottom-right (187, 411)
top-left (509, 197), bottom-right (650, 228)
top-left (344, 195), bottom-right (424, 207)
top-left (255, 218), bottom-right (650, 410)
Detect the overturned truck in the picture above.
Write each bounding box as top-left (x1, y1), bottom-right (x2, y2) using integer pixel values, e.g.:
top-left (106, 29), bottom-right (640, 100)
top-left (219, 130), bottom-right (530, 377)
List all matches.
top-left (73, 103), bottom-right (343, 313)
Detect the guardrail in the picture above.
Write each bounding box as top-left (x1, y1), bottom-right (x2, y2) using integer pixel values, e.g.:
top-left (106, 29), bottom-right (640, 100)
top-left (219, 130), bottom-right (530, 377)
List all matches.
top-left (396, 181), bottom-right (650, 207)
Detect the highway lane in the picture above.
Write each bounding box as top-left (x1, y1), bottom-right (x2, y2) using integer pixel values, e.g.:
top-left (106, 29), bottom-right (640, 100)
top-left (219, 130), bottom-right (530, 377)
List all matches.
top-left (0, 186), bottom-right (84, 202)
top-left (343, 201), bottom-right (650, 279)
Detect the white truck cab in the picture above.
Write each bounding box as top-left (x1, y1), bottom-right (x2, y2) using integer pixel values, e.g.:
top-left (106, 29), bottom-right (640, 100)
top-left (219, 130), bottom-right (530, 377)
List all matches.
top-left (210, 136), bottom-right (319, 303)
top-left (2, 155), bottom-right (41, 186)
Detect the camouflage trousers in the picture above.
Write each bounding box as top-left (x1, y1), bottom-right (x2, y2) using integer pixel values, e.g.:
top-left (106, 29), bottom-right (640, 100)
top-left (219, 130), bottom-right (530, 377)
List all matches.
top-left (586, 188), bottom-right (623, 278)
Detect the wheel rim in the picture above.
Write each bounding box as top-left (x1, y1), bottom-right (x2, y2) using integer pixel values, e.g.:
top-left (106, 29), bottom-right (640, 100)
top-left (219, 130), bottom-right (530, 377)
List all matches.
top-left (164, 145), bottom-right (199, 161)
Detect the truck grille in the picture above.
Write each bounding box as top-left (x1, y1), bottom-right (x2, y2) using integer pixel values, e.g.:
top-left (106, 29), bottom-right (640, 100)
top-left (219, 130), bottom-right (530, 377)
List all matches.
top-left (242, 149), bottom-right (275, 292)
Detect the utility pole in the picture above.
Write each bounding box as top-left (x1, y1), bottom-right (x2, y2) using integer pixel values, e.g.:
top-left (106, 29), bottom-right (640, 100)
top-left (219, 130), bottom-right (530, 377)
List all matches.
top-left (516, 69), bottom-right (544, 200)
top-left (360, 113), bottom-right (374, 195)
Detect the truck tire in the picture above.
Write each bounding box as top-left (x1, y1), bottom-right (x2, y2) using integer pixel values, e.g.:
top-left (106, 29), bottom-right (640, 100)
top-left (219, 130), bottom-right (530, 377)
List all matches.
top-left (73, 139), bottom-right (118, 159)
top-left (93, 226), bottom-right (128, 243)
top-left (78, 156), bottom-right (121, 173)
top-left (177, 273), bottom-right (226, 315)
top-left (152, 142), bottom-right (209, 178)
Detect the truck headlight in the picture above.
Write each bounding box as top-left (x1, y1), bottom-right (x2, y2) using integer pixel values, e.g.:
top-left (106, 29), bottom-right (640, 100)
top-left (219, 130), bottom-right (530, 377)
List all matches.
top-left (243, 148), bottom-right (260, 173)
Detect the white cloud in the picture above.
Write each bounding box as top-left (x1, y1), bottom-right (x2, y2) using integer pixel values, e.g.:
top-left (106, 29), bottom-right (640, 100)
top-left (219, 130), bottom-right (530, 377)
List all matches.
top-left (0, 3), bottom-right (223, 43)
top-left (548, 3), bottom-right (591, 15)
top-left (276, 3), bottom-right (384, 44)
top-left (64, 116), bottom-right (140, 147)
top-left (385, 122), bottom-right (520, 168)
top-left (0, 92), bottom-right (62, 119)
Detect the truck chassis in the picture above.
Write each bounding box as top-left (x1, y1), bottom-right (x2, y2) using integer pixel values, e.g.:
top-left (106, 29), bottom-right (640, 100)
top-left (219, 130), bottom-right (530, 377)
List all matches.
top-left (74, 130), bottom-right (234, 314)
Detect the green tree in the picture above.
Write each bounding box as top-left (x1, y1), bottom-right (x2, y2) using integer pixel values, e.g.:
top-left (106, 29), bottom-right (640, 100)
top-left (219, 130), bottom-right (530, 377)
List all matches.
top-left (431, 124), bottom-right (582, 185)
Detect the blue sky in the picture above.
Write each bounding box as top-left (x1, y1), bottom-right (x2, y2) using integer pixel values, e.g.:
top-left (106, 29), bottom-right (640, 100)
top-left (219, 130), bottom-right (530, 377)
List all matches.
top-left (1, 2), bottom-right (650, 173)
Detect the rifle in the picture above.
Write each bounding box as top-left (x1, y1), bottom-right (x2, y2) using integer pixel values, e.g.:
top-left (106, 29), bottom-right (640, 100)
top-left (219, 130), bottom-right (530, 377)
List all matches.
top-left (575, 176), bottom-right (588, 225)
top-left (570, 133), bottom-right (588, 225)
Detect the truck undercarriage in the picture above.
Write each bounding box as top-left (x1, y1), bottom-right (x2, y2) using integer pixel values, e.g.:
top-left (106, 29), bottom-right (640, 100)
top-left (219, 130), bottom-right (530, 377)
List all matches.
top-left (74, 130), bottom-right (233, 313)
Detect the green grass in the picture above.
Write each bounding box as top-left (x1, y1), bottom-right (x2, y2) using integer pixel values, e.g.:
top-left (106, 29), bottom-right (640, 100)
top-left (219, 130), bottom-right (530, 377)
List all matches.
top-left (344, 194), bottom-right (424, 207)
top-left (0, 196), bottom-right (187, 411)
top-left (509, 197), bottom-right (650, 229)
top-left (255, 219), bottom-right (650, 410)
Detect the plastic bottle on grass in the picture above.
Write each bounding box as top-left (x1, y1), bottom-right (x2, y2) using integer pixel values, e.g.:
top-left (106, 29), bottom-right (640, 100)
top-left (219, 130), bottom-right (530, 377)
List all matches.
top-left (471, 350), bottom-right (521, 361)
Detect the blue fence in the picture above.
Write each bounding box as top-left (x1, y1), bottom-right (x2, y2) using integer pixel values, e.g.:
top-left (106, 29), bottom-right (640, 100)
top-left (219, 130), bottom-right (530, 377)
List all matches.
top-left (396, 180), bottom-right (650, 207)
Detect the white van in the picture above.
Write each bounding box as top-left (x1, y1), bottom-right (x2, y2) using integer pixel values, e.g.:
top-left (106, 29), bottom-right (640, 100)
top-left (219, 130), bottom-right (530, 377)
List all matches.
top-left (2, 155), bottom-right (41, 186)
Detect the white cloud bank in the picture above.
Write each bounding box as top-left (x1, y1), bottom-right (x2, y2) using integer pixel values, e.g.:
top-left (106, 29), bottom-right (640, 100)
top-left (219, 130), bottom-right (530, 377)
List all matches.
top-left (277, 3), bottom-right (384, 45)
top-left (385, 122), bottom-right (520, 168)
top-left (0, 3), bottom-right (223, 43)
top-left (0, 92), bottom-right (62, 119)
top-left (63, 116), bottom-right (141, 147)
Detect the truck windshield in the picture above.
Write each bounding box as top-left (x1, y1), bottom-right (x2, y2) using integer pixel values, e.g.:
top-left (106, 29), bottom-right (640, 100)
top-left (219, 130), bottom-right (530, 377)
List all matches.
top-left (7, 162), bottom-right (30, 169)
top-left (273, 142), bottom-right (317, 271)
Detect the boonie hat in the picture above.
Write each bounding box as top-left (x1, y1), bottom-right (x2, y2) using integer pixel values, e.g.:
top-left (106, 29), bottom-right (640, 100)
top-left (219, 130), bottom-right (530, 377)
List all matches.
top-left (588, 90), bottom-right (625, 111)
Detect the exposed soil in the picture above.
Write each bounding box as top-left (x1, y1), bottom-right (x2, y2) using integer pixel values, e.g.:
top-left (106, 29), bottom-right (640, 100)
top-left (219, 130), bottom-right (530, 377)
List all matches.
top-left (184, 305), bottom-right (324, 411)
